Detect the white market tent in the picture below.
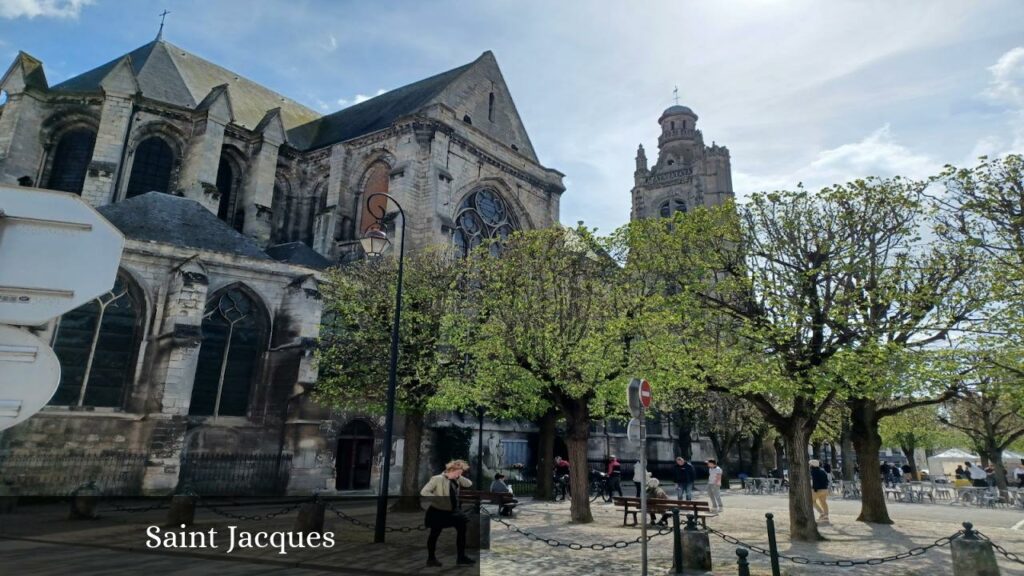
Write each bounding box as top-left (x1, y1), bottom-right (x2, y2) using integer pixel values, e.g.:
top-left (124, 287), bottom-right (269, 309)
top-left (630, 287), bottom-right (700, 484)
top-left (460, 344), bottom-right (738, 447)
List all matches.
top-left (926, 448), bottom-right (979, 478)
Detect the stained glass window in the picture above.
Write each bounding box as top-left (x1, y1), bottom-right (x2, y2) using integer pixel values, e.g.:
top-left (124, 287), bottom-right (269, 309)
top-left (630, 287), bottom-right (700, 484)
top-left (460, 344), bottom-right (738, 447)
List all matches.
top-left (126, 137), bottom-right (174, 199)
top-left (189, 288), bottom-right (266, 417)
top-left (47, 129), bottom-right (96, 194)
top-left (50, 276), bottom-right (139, 408)
top-left (453, 188), bottom-right (519, 258)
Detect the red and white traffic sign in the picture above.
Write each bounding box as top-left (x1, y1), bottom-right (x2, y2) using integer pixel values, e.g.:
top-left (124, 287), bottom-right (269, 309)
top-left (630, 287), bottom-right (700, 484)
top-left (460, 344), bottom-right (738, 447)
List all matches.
top-left (0, 186), bottom-right (124, 326)
top-left (639, 379), bottom-right (652, 408)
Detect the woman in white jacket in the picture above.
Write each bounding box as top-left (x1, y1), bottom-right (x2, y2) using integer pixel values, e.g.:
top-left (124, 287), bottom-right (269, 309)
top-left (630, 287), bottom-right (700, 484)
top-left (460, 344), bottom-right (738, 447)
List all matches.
top-left (633, 460), bottom-right (645, 497)
top-left (420, 459), bottom-right (474, 567)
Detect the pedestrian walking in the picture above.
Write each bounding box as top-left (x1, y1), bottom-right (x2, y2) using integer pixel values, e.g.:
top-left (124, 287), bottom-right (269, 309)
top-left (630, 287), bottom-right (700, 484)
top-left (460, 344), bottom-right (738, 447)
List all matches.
top-left (633, 460), bottom-right (645, 497)
top-left (706, 459), bottom-right (724, 512)
top-left (420, 459), bottom-right (475, 567)
top-left (673, 456), bottom-right (695, 501)
top-left (606, 455), bottom-right (624, 497)
top-left (810, 459), bottom-right (830, 524)
top-left (1014, 460), bottom-right (1024, 489)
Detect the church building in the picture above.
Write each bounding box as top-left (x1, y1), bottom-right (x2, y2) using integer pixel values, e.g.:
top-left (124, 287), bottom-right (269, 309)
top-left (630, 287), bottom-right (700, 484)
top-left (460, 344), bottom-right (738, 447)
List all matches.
top-left (0, 35), bottom-right (564, 496)
top-left (631, 103), bottom-right (733, 220)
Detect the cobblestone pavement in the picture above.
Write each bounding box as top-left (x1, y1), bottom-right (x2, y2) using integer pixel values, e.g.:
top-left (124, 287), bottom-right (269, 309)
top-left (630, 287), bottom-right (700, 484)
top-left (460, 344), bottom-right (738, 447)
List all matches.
top-left (1, 491), bottom-right (1021, 575)
top-left (481, 490), bottom-right (1024, 576)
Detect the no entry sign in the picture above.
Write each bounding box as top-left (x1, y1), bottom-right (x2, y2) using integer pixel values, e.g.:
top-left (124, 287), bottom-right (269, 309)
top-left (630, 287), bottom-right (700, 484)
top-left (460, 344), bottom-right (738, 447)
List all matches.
top-left (639, 379), bottom-right (652, 408)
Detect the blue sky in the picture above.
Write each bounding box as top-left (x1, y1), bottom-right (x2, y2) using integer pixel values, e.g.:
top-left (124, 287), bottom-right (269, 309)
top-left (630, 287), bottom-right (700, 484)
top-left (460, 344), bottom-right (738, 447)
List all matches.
top-left (2, 0), bottom-right (1023, 233)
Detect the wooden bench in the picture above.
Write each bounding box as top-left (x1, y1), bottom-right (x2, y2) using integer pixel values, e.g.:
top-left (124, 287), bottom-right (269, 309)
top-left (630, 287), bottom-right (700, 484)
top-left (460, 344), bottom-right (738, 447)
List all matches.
top-left (612, 496), bottom-right (716, 528)
top-left (460, 490), bottom-right (518, 516)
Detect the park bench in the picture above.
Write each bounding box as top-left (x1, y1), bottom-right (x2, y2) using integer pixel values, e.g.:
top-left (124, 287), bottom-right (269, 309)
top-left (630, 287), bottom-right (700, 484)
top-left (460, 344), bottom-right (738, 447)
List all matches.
top-left (611, 496), bottom-right (716, 528)
top-left (460, 489), bottom-right (518, 516)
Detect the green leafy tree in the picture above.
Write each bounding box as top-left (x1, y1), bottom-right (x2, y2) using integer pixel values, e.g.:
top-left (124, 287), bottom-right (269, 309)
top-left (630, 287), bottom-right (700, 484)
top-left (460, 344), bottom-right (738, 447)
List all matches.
top-left (453, 226), bottom-right (641, 523)
top-left (940, 361), bottom-right (1024, 490)
top-left (626, 179), bottom-right (983, 539)
top-left (879, 404), bottom-right (966, 477)
top-left (316, 247), bottom-right (464, 509)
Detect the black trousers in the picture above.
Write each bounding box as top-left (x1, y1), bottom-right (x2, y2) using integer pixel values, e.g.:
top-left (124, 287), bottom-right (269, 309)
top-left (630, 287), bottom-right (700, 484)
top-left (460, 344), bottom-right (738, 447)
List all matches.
top-left (425, 508), bottom-right (467, 560)
top-left (972, 478), bottom-right (989, 488)
top-left (608, 475), bottom-right (623, 497)
top-left (634, 482), bottom-right (642, 497)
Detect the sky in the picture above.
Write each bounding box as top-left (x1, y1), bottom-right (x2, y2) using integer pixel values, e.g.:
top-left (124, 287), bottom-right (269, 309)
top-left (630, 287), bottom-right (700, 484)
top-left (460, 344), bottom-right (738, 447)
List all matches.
top-left (1, 0), bottom-right (1022, 233)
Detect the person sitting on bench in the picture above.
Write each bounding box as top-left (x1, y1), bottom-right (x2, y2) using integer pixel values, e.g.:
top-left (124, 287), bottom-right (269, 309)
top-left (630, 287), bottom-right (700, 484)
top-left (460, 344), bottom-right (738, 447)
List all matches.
top-left (489, 472), bottom-right (518, 516)
top-left (646, 476), bottom-right (672, 526)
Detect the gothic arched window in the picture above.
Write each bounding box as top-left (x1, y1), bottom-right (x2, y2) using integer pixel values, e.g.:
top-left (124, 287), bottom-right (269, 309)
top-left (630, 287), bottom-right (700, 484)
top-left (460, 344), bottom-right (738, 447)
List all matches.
top-left (50, 274), bottom-right (141, 408)
top-left (126, 137), bottom-right (174, 199)
top-left (216, 156), bottom-right (234, 223)
top-left (359, 164), bottom-right (389, 235)
top-left (453, 188), bottom-right (519, 257)
top-left (659, 199), bottom-right (687, 218)
top-left (189, 287), bottom-right (267, 418)
top-left (47, 129), bottom-right (96, 194)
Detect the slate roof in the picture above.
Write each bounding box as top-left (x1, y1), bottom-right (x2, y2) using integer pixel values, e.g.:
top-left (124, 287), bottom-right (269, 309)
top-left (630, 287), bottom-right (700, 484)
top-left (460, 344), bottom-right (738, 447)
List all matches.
top-left (288, 58), bottom-right (477, 150)
top-left (266, 242), bottom-right (333, 270)
top-left (97, 192), bottom-right (272, 260)
top-left (52, 40), bottom-right (320, 131)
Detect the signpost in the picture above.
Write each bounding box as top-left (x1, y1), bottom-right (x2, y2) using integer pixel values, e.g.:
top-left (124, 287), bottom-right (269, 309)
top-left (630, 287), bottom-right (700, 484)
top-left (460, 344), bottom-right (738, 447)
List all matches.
top-left (0, 186), bottom-right (124, 431)
top-left (628, 378), bottom-right (652, 576)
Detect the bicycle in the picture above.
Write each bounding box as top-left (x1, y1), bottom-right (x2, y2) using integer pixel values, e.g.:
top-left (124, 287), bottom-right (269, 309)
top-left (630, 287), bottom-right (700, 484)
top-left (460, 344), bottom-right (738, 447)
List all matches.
top-left (589, 469), bottom-right (614, 503)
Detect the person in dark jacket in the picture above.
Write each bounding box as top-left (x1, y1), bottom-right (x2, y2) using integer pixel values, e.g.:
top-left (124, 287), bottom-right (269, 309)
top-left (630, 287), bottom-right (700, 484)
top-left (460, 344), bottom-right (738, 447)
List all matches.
top-left (672, 456), bottom-right (695, 500)
top-left (810, 459), bottom-right (829, 524)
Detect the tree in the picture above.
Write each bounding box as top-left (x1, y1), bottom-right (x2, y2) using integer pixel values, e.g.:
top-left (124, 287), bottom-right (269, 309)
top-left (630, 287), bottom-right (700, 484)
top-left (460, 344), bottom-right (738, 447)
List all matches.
top-left (316, 247), bottom-right (464, 510)
top-left (454, 227), bottom-right (639, 523)
top-left (627, 180), bottom-right (983, 539)
top-left (879, 404), bottom-right (965, 477)
top-left (693, 392), bottom-right (767, 487)
top-left (940, 363), bottom-right (1024, 490)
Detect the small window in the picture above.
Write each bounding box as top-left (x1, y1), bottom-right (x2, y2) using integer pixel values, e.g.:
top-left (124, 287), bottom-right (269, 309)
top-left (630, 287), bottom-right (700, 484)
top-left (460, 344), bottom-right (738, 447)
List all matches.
top-left (488, 92), bottom-right (495, 122)
top-left (659, 199), bottom-right (687, 218)
top-left (511, 144), bottom-right (519, 152)
top-left (667, 159), bottom-right (675, 166)
top-left (463, 114), bottom-right (472, 125)
top-left (215, 157), bottom-right (234, 223)
top-left (670, 121), bottom-right (675, 130)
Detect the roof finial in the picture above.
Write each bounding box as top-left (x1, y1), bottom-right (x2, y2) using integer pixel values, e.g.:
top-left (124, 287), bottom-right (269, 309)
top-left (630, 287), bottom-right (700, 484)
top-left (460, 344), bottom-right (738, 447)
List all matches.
top-left (673, 85), bottom-right (679, 106)
top-left (157, 9), bottom-right (170, 40)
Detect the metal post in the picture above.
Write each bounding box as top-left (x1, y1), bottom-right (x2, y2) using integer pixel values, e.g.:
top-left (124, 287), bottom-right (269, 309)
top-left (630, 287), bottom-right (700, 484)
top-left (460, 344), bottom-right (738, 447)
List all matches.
top-left (736, 548), bottom-right (751, 576)
top-left (477, 407), bottom-right (485, 489)
top-left (672, 508), bottom-right (683, 575)
top-left (371, 193), bottom-right (406, 545)
top-left (640, 404), bottom-right (648, 576)
top-left (765, 512), bottom-right (781, 576)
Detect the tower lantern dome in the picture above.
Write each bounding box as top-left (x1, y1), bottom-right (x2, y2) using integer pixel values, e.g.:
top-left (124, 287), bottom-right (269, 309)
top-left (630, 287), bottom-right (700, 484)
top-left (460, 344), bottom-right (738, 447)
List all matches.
top-left (658, 104), bottom-right (699, 146)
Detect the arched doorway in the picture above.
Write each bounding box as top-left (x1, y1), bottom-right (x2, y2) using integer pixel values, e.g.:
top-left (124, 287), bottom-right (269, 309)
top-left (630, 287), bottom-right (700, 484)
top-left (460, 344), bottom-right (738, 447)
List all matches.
top-left (336, 420), bottom-right (375, 490)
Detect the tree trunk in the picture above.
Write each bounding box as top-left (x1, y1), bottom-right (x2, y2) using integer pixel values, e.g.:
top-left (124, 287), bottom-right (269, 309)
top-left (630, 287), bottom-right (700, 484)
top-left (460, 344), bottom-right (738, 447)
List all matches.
top-left (783, 422), bottom-right (823, 542)
top-left (840, 420), bottom-right (856, 481)
top-left (900, 443), bottom-right (917, 479)
top-left (988, 446), bottom-right (1008, 491)
top-left (394, 410), bottom-right (424, 512)
top-left (750, 432), bottom-right (764, 476)
top-left (812, 441), bottom-right (822, 460)
top-left (676, 409), bottom-right (693, 460)
top-left (828, 442), bottom-right (839, 476)
top-left (774, 436), bottom-right (785, 471)
top-left (563, 400), bottom-right (593, 523)
top-left (536, 409), bottom-right (556, 500)
top-left (849, 399), bottom-right (893, 524)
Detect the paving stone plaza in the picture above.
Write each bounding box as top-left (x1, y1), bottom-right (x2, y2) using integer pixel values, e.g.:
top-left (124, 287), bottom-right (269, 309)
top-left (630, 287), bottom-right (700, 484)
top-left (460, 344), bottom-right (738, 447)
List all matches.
top-left (2, 488), bottom-right (1022, 575)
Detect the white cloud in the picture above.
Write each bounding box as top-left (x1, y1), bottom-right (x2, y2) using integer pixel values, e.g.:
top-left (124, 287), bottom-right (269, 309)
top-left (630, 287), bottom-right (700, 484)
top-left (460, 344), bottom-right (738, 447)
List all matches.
top-left (984, 46), bottom-right (1024, 107)
top-left (0, 0), bottom-right (93, 19)
top-left (336, 88), bottom-right (386, 108)
top-left (735, 125), bottom-right (942, 195)
top-left (319, 34), bottom-right (338, 53)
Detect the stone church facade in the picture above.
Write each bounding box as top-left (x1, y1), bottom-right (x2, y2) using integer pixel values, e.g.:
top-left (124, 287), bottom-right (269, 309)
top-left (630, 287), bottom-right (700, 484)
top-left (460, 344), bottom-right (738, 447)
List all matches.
top-left (0, 37), bottom-right (564, 496)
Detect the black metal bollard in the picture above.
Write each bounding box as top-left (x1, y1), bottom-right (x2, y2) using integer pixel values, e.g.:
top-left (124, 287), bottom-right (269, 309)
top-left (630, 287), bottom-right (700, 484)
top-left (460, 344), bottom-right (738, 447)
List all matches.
top-left (167, 494), bottom-right (196, 526)
top-left (736, 548), bottom-right (751, 576)
top-left (671, 508), bottom-right (684, 575)
top-left (765, 513), bottom-right (781, 576)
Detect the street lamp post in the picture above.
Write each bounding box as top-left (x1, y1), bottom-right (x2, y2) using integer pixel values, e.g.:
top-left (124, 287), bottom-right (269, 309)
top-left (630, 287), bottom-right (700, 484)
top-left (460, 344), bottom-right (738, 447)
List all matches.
top-left (361, 192), bottom-right (406, 544)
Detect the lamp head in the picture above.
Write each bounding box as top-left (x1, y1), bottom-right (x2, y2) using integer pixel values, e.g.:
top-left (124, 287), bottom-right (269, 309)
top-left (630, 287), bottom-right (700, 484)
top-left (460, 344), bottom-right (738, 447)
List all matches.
top-left (361, 229), bottom-right (390, 256)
